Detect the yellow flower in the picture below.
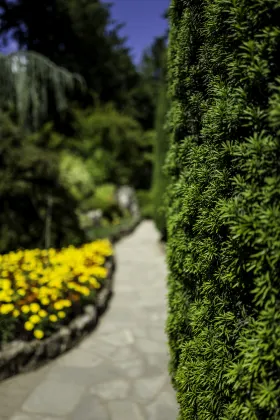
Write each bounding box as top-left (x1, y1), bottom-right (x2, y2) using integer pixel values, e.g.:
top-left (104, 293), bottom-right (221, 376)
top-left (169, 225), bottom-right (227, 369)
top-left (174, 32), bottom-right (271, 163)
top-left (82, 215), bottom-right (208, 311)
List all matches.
top-left (79, 275), bottom-right (88, 283)
top-left (39, 309), bottom-right (48, 318)
top-left (29, 315), bottom-right (41, 324)
top-left (81, 287), bottom-right (90, 297)
top-left (89, 278), bottom-right (100, 288)
top-left (24, 321), bottom-right (34, 331)
top-left (30, 303), bottom-right (41, 313)
top-left (13, 309), bottom-right (20, 317)
top-left (34, 330), bottom-right (44, 340)
top-left (1, 270), bottom-right (9, 277)
top-left (54, 301), bottom-right (64, 310)
top-left (41, 297), bottom-right (50, 306)
top-left (1, 279), bottom-right (11, 290)
top-left (0, 303), bottom-right (14, 315)
top-left (63, 299), bottom-right (72, 308)
top-left (18, 288), bottom-right (26, 297)
top-left (58, 311), bottom-right (66, 319)
top-left (49, 314), bottom-right (58, 322)
top-left (21, 305), bottom-right (30, 314)
top-left (2, 296), bottom-right (12, 303)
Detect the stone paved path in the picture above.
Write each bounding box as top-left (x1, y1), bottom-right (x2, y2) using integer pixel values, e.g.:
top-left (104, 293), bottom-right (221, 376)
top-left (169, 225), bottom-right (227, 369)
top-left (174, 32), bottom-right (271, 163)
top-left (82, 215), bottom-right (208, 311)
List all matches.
top-left (0, 221), bottom-right (178, 420)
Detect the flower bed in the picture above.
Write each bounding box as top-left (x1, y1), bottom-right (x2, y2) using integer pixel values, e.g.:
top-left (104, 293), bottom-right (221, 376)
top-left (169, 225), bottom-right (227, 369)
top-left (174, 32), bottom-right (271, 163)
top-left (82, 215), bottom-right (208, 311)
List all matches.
top-left (0, 216), bottom-right (141, 381)
top-left (0, 239), bottom-right (113, 346)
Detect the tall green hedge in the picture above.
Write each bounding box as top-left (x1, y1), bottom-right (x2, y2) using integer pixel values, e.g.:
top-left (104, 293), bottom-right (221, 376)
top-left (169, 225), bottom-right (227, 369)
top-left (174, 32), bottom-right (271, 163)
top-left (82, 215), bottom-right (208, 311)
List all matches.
top-left (166, 1), bottom-right (280, 419)
top-left (153, 79), bottom-right (169, 240)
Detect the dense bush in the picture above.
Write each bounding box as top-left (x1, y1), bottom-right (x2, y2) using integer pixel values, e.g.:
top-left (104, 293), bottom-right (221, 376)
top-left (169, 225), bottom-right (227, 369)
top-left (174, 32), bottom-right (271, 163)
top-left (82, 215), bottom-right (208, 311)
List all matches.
top-left (59, 151), bottom-right (95, 202)
top-left (136, 190), bottom-right (153, 219)
top-left (82, 184), bottom-right (123, 221)
top-left (166, 1), bottom-right (280, 419)
top-left (152, 79), bottom-right (169, 241)
top-left (74, 104), bottom-right (153, 190)
top-left (0, 113), bottom-right (85, 253)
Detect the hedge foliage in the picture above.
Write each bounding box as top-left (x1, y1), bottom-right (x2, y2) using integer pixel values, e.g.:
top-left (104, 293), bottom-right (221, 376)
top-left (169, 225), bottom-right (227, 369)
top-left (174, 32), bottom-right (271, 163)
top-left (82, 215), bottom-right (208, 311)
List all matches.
top-left (153, 79), bottom-right (169, 240)
top-left (166, 0), bottom-right (280, 419)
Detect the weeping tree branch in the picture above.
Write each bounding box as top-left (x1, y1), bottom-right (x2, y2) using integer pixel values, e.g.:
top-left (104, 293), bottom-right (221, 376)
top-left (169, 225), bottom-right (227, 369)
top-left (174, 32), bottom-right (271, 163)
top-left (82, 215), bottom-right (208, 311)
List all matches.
top-left (0, 51), bottom-right (86, 129)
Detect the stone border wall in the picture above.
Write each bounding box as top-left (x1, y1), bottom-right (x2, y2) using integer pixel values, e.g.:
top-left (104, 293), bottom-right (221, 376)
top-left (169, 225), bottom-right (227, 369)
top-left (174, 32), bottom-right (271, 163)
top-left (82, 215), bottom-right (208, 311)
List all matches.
top-left (0, 216), bottom-right (142, 382)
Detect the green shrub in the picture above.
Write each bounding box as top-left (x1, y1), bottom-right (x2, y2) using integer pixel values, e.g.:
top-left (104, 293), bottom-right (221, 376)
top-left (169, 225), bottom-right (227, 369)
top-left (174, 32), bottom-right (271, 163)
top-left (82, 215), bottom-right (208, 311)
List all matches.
top-left (137, 190), bottom-right (153, 219)
top-left (0, 113), bottom-right (85, 253)
top-left (74, 104), bottom-right (153, 189)
top-left (90, 184), bottom-right (116, 209)
top-left (152, 79), bottom-right (169, 241)
top-left (81, 184), bottom-right (123, 221)
top-left (166, 1), bottom-right (280, 419)
top-left (59, 151), bottom-right (94, 202)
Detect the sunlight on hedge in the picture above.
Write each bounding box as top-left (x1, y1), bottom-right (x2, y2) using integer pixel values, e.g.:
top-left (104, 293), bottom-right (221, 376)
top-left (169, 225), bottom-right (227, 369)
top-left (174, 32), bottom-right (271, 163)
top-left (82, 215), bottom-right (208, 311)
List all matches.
top-left (0, 239), bottom-right (113, 343)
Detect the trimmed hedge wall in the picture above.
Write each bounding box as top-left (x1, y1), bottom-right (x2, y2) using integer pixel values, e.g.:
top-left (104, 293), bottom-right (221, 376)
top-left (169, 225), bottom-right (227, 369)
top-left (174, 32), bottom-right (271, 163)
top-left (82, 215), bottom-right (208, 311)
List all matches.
top-left (153, 79), bottom-right (169, 241)
top-left (166, 1), bottom-right (280, 419)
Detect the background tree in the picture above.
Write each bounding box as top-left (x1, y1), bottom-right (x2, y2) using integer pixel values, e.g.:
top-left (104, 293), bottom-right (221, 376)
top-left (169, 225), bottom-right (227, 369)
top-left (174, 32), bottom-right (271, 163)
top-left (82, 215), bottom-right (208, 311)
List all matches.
top-left (130, 34), bottom-right (168, 131)
top-left (0, 51), bottom-right (84, 129)
top-left (0, 0), bottom-right (138, 110)
top-left (0, 0), bottom-right (169, 250)
top-left (0, 111), bottom-right (85, 253)
top-left (0, 49), bottom-right (87, 252)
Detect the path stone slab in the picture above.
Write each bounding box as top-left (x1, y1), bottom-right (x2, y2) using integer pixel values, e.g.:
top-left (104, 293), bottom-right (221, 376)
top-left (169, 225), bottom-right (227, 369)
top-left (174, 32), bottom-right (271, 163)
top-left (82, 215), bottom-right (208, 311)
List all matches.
top-left (47, 361), bottom-right (122, 387)
top-left (132, 375), bottom-right (166, 403)
top-left (90, 379), bottom-right (130, 400)
top-left (56, 348), bottom-right (103, 368)
top-left (79, 337), bottom-right (117, 357)
top-left (117, 358), bottom-right (145, 379)
top-left (99, 329), bottom-right (135, 346)
top-left (108, 401), bottom-right (144, 420)
top-left (135, 339), bottom-right (168, 355)
top-left (22, 380), bottom-right (85, 416)
top-left (147, 327), bottom-right (168, 343)
top-left (145, 353), bottom-right (170, 376)
top-left (108, 347), bottom-right (145, 378)
top-left (69, 396), bottom-right (109, 420)
top-left (10, 415), bottom-right (66, 420)
top-left (108, 346), bottom-right (134, 363)
top-left (146, 391), bottom-right (178, 420)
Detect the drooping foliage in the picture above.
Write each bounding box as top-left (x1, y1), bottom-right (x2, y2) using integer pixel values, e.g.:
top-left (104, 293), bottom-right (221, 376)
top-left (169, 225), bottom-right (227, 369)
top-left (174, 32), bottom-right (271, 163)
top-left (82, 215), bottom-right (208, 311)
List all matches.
top-left (166, 0), bottom-right (280, 419)
top-left (0, 51), bottom-right (83, 128)
top-left (0, 0), bottom-right (137, 110)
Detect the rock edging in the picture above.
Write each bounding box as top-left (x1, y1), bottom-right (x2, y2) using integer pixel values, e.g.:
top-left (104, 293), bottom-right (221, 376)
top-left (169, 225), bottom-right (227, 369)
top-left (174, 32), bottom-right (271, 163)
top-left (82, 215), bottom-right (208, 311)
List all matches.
top-left (0, 258), bottom-right (114, 382)
top-left (0, 216), bottom-right (141, 382)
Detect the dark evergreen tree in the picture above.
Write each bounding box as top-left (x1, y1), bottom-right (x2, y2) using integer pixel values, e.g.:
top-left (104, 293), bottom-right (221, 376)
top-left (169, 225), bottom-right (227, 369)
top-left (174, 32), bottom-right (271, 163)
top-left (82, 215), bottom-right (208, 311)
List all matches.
top-left (128, 30), bottom-right (168, 131)
top-left (166, 0), bottom-right (280, 419)
top-left (0, 112), bottom-right (85, 253)
top-left (0, 0), bottom-right (138, 110)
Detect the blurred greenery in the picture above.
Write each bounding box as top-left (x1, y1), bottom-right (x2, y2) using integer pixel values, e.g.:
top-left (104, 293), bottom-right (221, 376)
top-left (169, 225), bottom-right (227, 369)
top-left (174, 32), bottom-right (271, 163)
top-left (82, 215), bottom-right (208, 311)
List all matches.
top-left (137, 190), bottom-right (154, 220)
top-left (0, 0), bottom-right (168, 253)
top-left (73, 104), bottom-right (153, 188)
